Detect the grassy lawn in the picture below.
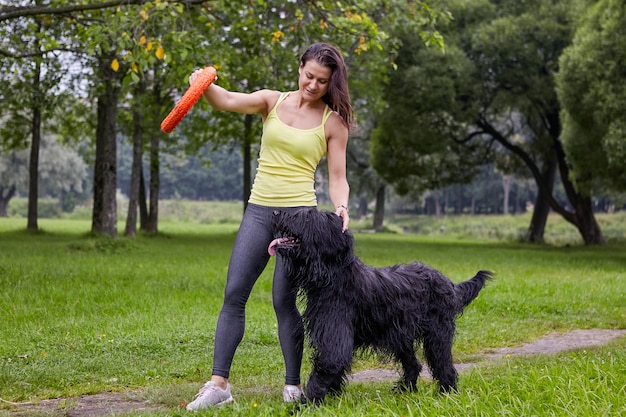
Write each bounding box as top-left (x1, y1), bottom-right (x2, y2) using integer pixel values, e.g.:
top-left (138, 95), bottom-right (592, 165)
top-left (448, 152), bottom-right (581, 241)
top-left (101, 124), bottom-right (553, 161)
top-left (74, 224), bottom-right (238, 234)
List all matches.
top-left (0, 210), bottom-right (624, 416)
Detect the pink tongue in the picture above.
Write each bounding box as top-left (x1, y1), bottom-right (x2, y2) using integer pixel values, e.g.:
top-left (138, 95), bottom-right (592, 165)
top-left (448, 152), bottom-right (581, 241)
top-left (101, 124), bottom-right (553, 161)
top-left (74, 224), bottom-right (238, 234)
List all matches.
top-left (268, 238), bottom-right (282, 256)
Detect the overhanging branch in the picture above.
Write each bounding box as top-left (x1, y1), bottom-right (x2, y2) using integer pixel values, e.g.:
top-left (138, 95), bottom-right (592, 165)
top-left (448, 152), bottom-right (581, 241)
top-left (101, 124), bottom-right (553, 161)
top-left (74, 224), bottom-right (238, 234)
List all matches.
top-left (0, 0), bottom-right (207, 22)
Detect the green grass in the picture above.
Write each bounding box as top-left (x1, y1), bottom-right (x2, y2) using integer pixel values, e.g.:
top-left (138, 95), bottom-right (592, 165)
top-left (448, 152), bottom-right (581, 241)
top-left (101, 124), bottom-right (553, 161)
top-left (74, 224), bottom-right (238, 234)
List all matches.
top-left (0, 213), bottom-right (625, 416)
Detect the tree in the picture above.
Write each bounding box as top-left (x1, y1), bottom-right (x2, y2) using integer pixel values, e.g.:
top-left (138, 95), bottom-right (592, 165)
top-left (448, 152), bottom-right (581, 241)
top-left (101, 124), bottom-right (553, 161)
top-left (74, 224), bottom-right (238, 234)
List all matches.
top-left (467, 0), bottom-right (604, 244)
top-left (373, 0), bottom-right (606, 244)
top-left (1, 0), bottom-right (209, 237)
top-left (0, 135), bottom-right (87, 217)
top-left (371, 37), bottom-right (486, 196)
top-left (0, 0), bottom-right (71, 231)
top-left (112, 2), bottom-right (217, 235)
top-left (556, 0), bottom-right (626, 194)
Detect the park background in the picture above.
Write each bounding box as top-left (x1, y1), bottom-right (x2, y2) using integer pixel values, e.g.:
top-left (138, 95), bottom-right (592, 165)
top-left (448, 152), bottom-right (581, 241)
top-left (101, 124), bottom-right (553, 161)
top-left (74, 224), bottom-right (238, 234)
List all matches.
top-left (1, 0), bottom-right (625, 416)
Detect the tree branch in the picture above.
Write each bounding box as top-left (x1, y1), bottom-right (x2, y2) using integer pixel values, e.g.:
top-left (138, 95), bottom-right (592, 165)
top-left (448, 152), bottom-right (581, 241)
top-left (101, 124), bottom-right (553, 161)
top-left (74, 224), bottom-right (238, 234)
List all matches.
top-left (476, 114), bottom-right (576, 223)
top-left (0, 0), bottom-right (207, 22)
top-left (0, 47), bottom-right (83, 59)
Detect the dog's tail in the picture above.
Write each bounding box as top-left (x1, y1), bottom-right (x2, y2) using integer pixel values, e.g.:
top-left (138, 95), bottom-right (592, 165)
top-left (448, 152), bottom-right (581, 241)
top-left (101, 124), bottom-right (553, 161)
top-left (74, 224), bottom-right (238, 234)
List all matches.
top-left (455, 270), bottom-right (493, 313)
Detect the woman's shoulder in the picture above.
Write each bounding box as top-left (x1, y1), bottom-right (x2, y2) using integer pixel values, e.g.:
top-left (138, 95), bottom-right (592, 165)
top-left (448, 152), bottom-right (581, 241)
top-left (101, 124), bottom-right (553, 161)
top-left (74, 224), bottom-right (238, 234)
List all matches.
top-left (326, 110), bottom-right (348, 130)
top-left (248, 89), bottom-right (279, 102)
top-left (254, 88), bottom-right (281, 96)
top-left (254, 89), bottom-right (283, 109)
top-left (325, 111), bottom-right (349, 141)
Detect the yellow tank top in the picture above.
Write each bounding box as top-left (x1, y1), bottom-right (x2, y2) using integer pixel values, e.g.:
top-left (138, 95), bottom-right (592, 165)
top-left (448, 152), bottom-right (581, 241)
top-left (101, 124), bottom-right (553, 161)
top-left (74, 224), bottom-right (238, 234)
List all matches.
top-left (248, 92), bottom-right (332, 207)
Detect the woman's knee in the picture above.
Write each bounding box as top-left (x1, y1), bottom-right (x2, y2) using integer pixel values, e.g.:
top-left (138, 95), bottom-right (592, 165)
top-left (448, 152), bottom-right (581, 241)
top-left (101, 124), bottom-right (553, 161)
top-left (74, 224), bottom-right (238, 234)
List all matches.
top-left (222, 281), bottom-right (254, 309)
top-left (273, 294), bottom-right (299, 321)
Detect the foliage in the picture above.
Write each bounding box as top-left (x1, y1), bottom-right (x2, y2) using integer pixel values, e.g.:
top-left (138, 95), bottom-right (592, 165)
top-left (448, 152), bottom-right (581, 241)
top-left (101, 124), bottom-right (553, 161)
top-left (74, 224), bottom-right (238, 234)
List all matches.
top-left (0, 136), bottom-right (87, 200)
top-left (410, 0), bottom-right (574, 177)
top-left (0, 4), bottom-right (66, 151)
top-left (371, 37), bottom-right (484, 195)
top-left (556, 0), bottom-right (626, 193)
top-left (0, 150), bottom-right (29, 195)
top-left (371, 0), bottom-right (613, 244)
top-left (6, 198), bottom-right (63, 219)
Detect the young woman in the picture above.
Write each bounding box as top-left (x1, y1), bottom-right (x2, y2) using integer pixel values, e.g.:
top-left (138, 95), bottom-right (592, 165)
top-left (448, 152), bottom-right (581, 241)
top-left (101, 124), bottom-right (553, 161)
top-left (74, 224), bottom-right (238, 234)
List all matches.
top-left (186, 43), bottom-right (353, 410)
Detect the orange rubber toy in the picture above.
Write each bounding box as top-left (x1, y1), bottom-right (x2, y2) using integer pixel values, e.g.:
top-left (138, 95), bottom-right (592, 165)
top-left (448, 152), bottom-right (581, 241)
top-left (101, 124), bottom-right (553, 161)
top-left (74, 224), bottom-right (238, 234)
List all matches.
top-left (160, 66), bottom-right (217, 134)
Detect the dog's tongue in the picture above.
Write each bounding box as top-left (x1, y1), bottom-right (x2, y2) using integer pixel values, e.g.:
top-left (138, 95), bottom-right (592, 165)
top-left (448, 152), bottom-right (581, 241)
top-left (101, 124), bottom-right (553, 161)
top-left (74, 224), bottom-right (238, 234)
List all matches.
top-left (268, 238), bottom-right (283, 256)
top-left (268, 237), bottom-right (296, 256)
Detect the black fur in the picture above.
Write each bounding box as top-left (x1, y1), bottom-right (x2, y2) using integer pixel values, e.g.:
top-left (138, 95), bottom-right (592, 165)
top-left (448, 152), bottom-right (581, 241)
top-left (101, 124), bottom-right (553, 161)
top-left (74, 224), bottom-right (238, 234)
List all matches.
top-left (271, 207), bottom-right (493, 404)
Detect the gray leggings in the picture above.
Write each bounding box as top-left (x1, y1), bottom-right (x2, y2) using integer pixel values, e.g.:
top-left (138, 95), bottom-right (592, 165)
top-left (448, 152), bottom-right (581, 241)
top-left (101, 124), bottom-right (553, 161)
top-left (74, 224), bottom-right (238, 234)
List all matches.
top-left (211, 203), bottom-right (305, 385)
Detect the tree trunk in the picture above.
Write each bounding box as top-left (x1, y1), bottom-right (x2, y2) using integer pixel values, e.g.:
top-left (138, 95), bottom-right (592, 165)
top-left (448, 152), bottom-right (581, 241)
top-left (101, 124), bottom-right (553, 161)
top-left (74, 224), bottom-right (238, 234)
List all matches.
top-left (455, 184), bottom-right (463, 214)
top-left (242, 114), bottom-right (253, 212)
top-left (478, 115), bottom-right (605, 245)
top-left (27, 96), bottom-right (41, 231)
top-left (502, 175), bottom-right (511, 215)
top-left (139, 167), bottom-right (148, 230)
top-left (125, 87), bottom-right (144, 237)
top-left (526, 193), bottom-right (550, 243)
top-left (357, 196), bottom-right (367, 219)
top-left (373, 184), bottom-right (385, 231)
top-left (551, 134), bottom-right (606, 245)
top-left (27, 52), bottom-right (42, 231)
top-left (145, 132), bottom-right (159, 233)
top-left (0, 186), bottom-right (16, 217)
top-left (92, 58), bottom-right (121, 238)
top-left (572, 195), bottom-right (605, 245)
top-left (433, 191), bottom-right (442, 218)
top-left (526, 160), bottom-right (556, 243)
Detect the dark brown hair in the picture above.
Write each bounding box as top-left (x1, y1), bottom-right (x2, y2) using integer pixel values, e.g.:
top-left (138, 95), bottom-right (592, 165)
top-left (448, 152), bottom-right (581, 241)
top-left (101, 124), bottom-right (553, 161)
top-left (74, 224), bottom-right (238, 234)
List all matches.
top-left (300, 43), bottom-right (355, 130)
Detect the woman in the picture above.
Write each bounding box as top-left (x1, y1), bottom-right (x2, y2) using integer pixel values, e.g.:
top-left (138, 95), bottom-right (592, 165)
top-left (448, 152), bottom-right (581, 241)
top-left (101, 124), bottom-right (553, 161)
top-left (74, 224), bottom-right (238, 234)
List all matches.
top-left (186, 43), bottom-right (353, 410)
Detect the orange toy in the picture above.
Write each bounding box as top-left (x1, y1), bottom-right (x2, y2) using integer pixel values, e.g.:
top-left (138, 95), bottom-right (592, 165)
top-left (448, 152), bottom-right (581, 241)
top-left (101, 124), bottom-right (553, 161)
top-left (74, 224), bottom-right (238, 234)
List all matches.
top-left (160, 66), bottom-right (217, 134)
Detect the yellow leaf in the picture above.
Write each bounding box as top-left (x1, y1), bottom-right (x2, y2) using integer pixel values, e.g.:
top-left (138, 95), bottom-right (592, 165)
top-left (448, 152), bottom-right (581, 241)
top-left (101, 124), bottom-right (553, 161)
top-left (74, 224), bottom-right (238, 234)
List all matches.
top-left (138, 35), bottom-right (147, 45)
top-left (155, 44), bottom-right (165, 60)
top-left (146, 41), bottom-right (153, 51)
top-left (132, 63), bottom-right (138, 73)
top-left (271, 30), bottom-right (284, 42)
top-left (140, 9), bottom-right (149, 20)
top-left (111, 59), bottom-right (120, 72)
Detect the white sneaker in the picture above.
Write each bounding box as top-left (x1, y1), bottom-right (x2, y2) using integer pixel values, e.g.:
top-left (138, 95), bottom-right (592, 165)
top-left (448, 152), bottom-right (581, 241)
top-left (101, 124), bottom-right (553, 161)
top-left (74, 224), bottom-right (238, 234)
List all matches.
top-left (283, 385), bottom-right (305, 403)
top-left (186, 381), bottom-right (234, 411)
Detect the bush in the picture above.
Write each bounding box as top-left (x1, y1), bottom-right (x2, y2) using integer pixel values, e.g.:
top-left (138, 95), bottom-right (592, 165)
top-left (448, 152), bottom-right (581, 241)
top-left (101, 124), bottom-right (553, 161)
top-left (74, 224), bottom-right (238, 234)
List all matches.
top-left (7, 198), bottom-right (62, 218)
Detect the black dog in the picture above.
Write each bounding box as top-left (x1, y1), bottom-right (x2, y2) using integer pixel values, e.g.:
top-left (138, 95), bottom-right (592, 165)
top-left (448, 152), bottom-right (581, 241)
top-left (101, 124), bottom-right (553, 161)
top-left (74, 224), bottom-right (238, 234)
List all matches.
top-left (268, 208), bottom-right (492, 404)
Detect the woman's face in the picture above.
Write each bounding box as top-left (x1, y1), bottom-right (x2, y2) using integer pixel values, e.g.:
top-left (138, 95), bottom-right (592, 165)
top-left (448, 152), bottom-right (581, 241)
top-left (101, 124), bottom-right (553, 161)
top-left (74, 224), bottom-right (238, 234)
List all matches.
top-left (298, 59), bottom-right (332, 102)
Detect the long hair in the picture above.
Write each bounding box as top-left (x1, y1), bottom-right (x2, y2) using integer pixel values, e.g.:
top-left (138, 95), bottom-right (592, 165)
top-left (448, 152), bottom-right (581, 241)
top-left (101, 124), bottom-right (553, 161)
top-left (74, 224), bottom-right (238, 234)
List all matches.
top-left (300, 43), bottom-right (355, 130)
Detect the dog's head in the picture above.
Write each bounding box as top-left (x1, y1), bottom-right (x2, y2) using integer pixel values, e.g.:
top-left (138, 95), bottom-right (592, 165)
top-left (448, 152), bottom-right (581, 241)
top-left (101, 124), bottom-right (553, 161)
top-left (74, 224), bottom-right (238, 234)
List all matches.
top-left (269, 207), bottom-right (354, 265)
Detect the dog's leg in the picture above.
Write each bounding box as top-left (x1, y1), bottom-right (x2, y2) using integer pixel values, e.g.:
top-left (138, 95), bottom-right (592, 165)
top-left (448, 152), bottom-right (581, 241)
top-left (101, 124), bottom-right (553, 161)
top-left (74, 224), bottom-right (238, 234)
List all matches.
top-left (306, 369), bottom-right (344, 404)
top-left (423, 322), bottom-right (458, 393)
top-left (394, 345), bottom-right (422, 392)
top-left (327, 373), bottom-right (346, 396)
top-left (305, 316), bottom-right (354, 404)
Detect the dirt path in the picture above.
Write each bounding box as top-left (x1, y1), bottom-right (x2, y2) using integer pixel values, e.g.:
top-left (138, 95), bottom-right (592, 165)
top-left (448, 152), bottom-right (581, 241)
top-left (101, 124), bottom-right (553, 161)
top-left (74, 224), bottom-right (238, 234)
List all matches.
top-left (4, 329), bottom-right (625, 416)
top-left (350, 328), bottom-right (626, 382)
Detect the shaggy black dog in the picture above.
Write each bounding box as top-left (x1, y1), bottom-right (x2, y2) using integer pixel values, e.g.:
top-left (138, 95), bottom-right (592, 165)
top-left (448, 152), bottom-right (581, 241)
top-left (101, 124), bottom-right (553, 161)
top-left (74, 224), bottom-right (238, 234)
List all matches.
top-left (268, 207), bottom-right (492, 404)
